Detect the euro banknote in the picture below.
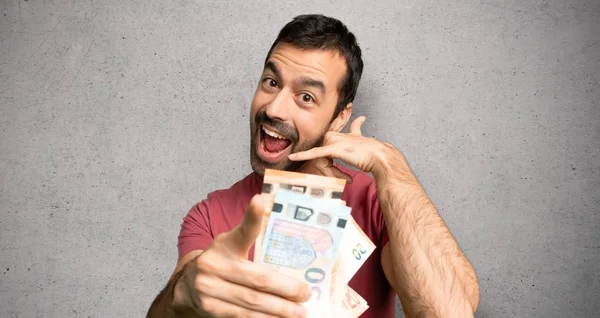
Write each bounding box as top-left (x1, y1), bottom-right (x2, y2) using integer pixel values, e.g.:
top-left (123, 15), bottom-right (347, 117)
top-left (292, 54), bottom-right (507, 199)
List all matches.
top-left (255, 169), bottom-right (377, 317)
top-left (255, 169), bottom-right (346, 260)
top-left (256, 189), bottom-right (351, 317)
top-left (334, 285), bottom-right (370, 317)
top-left (330, 216), bottom-right (376, 308)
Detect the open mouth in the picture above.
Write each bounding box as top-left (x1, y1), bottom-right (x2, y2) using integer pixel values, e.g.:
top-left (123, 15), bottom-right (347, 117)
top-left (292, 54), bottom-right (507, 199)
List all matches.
top-left (256, 124), bottom-right (293, 163)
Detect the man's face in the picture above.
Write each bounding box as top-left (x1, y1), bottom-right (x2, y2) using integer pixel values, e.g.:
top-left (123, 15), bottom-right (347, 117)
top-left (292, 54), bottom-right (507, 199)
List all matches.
top-left (250, 43), bottom-right (348, 175)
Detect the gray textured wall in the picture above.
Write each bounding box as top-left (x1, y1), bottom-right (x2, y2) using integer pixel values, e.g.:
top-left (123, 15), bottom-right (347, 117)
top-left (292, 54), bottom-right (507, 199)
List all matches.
top-left (1, 0), bottom-right (598, 317)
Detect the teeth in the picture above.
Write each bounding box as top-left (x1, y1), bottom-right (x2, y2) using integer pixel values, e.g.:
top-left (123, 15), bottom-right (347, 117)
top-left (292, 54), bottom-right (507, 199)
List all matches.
top-left (262, 126), bottom-right (286, 139)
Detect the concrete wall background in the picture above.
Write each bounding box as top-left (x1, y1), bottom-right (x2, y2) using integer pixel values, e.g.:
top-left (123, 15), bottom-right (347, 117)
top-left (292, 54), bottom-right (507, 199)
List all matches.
top-left (1, 0), bottom-right (598, 317)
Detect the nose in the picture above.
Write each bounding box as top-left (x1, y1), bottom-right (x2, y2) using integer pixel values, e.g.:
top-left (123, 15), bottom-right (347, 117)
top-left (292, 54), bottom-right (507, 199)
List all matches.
top-left (264, 89), bottom-right (292, 122)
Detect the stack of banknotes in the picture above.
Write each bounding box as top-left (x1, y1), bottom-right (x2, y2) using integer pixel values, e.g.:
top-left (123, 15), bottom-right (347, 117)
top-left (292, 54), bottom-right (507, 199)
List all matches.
top-left (254, 169), bottom-right (377, 317)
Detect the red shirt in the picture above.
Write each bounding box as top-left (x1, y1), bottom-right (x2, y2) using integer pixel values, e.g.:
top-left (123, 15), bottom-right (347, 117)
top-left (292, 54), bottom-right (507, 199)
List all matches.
top-left (178, 165), bottom-right (396, 318)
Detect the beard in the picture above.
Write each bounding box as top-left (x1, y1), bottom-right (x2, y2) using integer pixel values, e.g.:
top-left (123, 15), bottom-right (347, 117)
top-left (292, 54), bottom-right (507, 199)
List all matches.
top-left (250, 109), bottom-right (328, 176)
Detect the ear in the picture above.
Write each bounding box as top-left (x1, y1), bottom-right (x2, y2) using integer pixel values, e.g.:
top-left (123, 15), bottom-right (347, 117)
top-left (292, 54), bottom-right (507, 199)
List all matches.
top-left (329, 103), bottom-right (353, 132)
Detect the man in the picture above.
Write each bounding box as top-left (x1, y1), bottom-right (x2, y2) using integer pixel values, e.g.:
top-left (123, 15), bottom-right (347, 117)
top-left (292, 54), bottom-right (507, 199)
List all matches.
top-left (148, 14), bottom-right (479, 318)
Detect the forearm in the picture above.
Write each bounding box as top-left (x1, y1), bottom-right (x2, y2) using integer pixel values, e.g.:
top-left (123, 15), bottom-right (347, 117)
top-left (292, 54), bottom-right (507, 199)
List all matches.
top-left (147, 267), bottom-right (198, 318)
top-left (376, 147), bottom-right (479, 317)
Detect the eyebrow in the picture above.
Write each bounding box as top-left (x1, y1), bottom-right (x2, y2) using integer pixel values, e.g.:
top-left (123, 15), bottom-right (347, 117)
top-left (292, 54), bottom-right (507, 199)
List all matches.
top-left (264, 61), bottom-right (281, 79)
top-left (264, 61), bottom-right (326, 95)
top-left (296, 77), bottom-right (325, 95)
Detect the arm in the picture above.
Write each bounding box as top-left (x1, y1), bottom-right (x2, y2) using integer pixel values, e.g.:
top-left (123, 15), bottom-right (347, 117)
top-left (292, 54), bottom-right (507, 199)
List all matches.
top-left (289, 116), bottom-right (480, 317)
top-left (376, 147), bottom-right (479, 317)
top-left (147, 251), bottom-right (203, 318)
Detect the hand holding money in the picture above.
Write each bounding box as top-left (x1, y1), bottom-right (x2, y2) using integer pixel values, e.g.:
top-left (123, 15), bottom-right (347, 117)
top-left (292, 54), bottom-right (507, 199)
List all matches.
top-left (173, 195), bottom-right (311, 318)
top-left (255, 169), bottom-right (376, 317)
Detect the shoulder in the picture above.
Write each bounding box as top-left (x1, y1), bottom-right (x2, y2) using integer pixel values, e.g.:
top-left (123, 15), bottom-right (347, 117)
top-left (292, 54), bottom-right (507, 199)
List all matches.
top-left (193, 172), bottom-right (262, 212)
top-left (204, 172), bottom-right (261, 201)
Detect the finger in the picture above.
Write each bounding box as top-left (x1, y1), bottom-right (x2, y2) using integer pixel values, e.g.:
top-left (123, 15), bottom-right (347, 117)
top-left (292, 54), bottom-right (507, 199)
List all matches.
top-left (329, 165), bottom-right (354, 184)
top-left (199, 275), bottom-right (308, 318)
top-left (349, 116), bottom-right (366, 136)
top-left (314, 158), bottom-right (353, 184)
top-left (192, 293), bottom-right (283, 318)
top-left (225, 260), bottom-right (312, 303)
top-left (314, 157), bottom-right (336, 178)
top-left (229, 194), bottom-right (265, 256)
top-left (288, 146), bottom-right (336, 161)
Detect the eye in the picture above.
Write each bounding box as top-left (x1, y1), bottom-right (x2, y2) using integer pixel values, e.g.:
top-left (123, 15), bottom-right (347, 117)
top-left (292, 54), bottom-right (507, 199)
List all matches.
top-left (299, 93), bottom-right (314, 103)
top-left (262, 77), bottom-right (278, 88)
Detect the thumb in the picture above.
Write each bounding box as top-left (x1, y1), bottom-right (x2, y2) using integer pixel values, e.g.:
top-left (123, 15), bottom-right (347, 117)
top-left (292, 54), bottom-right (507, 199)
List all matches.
top-left (228, 194), bottom-right (265, 256)
top-left (349, 116), bottom-right (366, 136)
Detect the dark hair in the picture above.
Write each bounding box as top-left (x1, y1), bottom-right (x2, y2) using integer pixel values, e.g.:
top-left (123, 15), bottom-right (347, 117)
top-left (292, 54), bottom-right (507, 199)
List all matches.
top-left (264, 14), bottom-right (364, 119)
